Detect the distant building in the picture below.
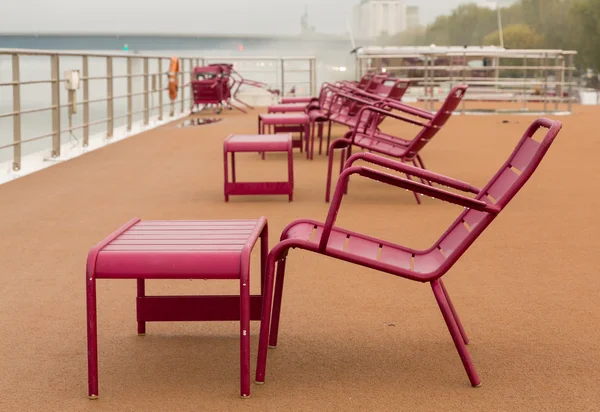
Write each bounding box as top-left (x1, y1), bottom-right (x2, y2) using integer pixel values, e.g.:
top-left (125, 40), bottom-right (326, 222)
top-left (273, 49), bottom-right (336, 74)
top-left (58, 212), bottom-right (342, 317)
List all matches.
top-left (406, 6), bottom-right (420, 30)
top-left (300, 5), bottom-right (316, 34)
top-left (354, 0), bottom-right (408, 39)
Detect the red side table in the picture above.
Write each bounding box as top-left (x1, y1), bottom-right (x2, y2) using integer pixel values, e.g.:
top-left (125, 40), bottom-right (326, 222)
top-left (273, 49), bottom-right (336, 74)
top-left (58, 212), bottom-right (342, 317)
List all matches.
top-left (86, 217), bottom-right (268, 399)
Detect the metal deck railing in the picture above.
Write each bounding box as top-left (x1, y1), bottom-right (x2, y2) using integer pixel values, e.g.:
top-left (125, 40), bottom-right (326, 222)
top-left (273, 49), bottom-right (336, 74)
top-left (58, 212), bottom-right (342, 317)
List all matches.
top-left (0, 49), bottom-right (317, 171)
top-left (355, 46), bottom-right (578, 114)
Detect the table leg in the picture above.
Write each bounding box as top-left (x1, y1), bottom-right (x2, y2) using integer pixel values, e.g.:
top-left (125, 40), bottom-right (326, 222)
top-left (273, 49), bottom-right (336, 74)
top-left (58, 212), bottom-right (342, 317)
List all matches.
top-left (306, 122), bottom-right (312, 160)
top-left (240, 265), bottom-right (251, 398)
top-left (137, 279), bottom-right (146, 335)
top-left (231, 152), bottom-right (236, 183)
top-left (86, 275), bottom-right (99, 399)
top-left (260, 225), bottom-right (269, 296)
top-left (223, 148), bottom-right (230, 202)
top-left (288, 143), bottom-right (294, 202)
top-left (318, 122), bottom-right (324, 155)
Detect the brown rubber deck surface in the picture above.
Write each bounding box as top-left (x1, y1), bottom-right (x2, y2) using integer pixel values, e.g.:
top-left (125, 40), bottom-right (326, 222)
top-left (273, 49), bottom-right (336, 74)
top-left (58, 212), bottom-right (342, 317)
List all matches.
top-left (0, 105), bottom-right (598, 411)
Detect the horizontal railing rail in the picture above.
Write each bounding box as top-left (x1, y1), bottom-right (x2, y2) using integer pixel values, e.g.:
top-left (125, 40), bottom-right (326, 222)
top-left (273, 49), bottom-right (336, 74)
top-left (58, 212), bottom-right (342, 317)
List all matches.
top-left (0, 49), bottom-right (317, 172)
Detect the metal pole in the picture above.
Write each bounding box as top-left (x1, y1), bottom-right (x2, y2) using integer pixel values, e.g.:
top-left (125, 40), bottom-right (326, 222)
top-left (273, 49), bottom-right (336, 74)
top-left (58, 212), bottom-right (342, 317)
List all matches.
top-left (567, 54), bottom-right (574, 113)
top-left (189, 59), bottom-right (194, 109)
top-left (144, 57), bottom-right (149, 125)
top-left (106, 56), bottom-right (114, 138)
top-left (309, 58), bottom-right (315, 97)
top-left (554, 55), bottom-right (559, 112)
top-left (158, 58), bottom-right (163, 121)
top-left (180, 57), bottom-right (185, 114)
top-left (280, 58), bottom-right (285, 98)
top-left (559, 56), bottom-right (566, 110)
top-left (127, 57), bottom-right (132, 131)
top-left (543, 53), bottom-right (548, 113)
top-left (522, 55), bottom-right (527, 111)
top-left (82, 55), bottom-right (89, 146)
top-left (12, 54), bottom-right (21, 171)
top-left (51, 54), bottom-right (61, 158)
top-left (461, 52), bottom-right (466, 112)
top-left (423, 54), bottom-right (428, 111)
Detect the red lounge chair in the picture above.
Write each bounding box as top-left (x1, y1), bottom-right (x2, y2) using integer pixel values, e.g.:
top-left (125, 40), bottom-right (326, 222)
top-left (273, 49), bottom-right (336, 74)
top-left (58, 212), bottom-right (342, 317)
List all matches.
top-left (255, 118), bottom-right (563, 389)
top-left (280, 72), bottom-right (381, 105)
top-left (325, 85), bottom-right (468, 203)
top-left (309, 78), bottom-right (412, 155)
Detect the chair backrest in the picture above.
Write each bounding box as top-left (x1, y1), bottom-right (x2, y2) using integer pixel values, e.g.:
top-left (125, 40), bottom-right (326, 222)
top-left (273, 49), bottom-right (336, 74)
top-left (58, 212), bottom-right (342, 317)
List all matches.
top-left (346, 78), bottom-right (406, 116)
top-left (193, 65), bottom-right (223, 81)
top-left (427, 118), bottom-right (562, 278)
top-left (386, 79), bottom-right (411, 102)
top-left (373, 79), bottom-right (401, 98)
top-left (404, 84), bottom-right (468, 159)
top-left (191, 78), bottom-right (224, 103)
top-left (356, 73), bottom-right (373, 89)
top-left (364, 75), bottom-right (387, 94)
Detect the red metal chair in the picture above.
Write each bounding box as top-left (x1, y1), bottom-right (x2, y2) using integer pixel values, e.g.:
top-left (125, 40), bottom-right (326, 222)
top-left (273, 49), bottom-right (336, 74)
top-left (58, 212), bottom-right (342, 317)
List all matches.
top-left (255, 118), bottom-right (563, 389)
top-left (325, 84), bottom-right (468, 203)
top-left (280, 72), bottom-right (381, 105)
top-left (309, 78), bottom-right (412, 156)
top-left (190, 66), bottom-right (229, 114)
top-left (191, 63), bottom-right (281, 114)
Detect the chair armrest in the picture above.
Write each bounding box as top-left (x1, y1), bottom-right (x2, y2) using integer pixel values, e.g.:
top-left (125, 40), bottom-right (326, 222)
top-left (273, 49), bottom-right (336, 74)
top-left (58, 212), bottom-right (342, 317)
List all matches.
top-left (379, 100), bottom-right (434, 120)
top-left (318, 166), bottom-right (499, 251)
top-left (324, 90), bottom-right (380, 114)
top-left (344, 153), bottom-right (481, 194)
top-left (348, 105), bottom-right (430, 137)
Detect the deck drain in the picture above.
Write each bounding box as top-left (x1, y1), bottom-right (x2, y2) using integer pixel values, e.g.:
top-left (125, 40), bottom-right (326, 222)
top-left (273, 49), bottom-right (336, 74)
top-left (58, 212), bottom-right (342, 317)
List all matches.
top-left (178, 118), bottom-right (223, 128)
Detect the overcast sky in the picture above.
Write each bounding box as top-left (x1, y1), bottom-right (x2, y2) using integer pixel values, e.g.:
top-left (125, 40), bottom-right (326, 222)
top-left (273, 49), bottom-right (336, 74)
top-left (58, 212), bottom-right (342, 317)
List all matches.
top-left (0, 0), bottom-right (511, 35)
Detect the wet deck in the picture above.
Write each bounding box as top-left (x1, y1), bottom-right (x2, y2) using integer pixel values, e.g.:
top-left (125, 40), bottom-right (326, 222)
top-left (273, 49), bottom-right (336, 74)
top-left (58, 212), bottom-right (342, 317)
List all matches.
top-left (0, 105), bottom-right (598, 411)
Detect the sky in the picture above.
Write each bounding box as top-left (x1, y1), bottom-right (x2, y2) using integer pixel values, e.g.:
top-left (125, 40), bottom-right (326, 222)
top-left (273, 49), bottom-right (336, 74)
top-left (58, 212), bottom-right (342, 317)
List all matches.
top-left (0, 0), bottom-right (512, 36)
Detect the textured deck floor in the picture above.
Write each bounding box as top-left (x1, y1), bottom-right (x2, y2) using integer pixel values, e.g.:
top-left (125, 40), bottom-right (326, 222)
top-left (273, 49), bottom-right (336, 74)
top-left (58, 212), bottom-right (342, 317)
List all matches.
top-left (0, 104), bottom-right (599, 412)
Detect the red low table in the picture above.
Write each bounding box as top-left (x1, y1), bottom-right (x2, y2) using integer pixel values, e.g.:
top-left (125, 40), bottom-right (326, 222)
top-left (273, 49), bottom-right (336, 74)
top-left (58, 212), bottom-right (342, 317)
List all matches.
top-left (258, 113), bottom-right (313, 159)
top-left (281, 96), bottom-right (313, 104)
top-left (223, 134), bottom-right (294, 202)
top-left (86, 218), bottom-right (268, 399)
top-left (267, 103), bottom-right (307, 113)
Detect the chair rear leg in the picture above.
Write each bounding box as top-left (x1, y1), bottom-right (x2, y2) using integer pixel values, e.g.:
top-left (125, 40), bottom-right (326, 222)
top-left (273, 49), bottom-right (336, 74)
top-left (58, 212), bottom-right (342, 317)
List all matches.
top-left (431, 280), bottom-right (481, 387)
top-left (414, 155), bottom-right (433, 187)
top-left (325, 139), bottom-right (350, 202)
top-left (404, 172), bottom-right (422, 205)
top-left (342, 145), bottom-right (353, 195)
top-left (326, 121), bottom-right (332, 155)
top-left (440, 280), bottom-right (469, 345)
top-left (318, 122), bottom-right (324, 155)
top-left (268, 257), bottom-right (287, 348)
top-left (411, 159), bottom-right (432, 188)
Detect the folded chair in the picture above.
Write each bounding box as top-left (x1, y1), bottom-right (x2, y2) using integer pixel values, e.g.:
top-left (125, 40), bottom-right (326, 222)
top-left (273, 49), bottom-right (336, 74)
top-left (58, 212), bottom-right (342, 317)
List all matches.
top-left (325, 84), bottom-right (468, 203)
top-left (255, 118), bottom-right (562, 389)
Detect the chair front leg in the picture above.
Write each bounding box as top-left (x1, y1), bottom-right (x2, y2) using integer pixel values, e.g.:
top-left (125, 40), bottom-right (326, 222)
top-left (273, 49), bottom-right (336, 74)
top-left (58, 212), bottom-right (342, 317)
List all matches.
top-left (256, 248), bottom-right (288, 384)
top-left (268, 257), bottom-right (288, 348)
top-left (440, 280), bottom-right (469, 345)
top-left (431, 280), bottom-right (480, 387)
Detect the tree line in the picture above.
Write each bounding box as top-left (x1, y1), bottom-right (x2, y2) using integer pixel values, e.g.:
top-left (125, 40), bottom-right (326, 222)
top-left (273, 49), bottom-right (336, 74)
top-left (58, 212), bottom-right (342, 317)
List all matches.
top-left (376, 0), bottom-right (600, 71)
